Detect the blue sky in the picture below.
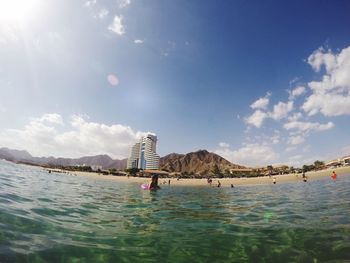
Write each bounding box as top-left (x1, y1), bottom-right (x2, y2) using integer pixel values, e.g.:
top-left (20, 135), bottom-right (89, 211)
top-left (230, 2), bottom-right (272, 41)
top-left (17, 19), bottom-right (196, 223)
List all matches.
top-left (0, 0), bottom-right (350, 167)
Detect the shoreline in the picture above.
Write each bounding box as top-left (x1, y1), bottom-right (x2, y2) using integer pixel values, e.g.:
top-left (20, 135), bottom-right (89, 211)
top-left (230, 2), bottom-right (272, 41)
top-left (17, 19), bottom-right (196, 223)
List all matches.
top-left (45, 166), bottom-right (350, 188)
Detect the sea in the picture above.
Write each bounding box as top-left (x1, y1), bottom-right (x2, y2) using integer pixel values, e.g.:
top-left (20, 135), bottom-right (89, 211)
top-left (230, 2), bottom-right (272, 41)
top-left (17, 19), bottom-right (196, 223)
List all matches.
top-left (0, 160), bottom-right (350, 263)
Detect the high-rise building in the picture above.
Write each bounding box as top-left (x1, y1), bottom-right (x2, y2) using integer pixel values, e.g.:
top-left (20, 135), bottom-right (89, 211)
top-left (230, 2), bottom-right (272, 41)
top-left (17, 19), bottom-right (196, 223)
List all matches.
top-left (127, 134), bottom-right (160, 170)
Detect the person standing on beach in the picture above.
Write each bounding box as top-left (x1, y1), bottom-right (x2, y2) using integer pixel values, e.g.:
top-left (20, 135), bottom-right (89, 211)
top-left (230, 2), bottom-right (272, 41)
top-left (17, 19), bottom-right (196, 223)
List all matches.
top-left (331, 171), bottom-right (337, 181)
top-left (217, 180), bottom-right (221, 188)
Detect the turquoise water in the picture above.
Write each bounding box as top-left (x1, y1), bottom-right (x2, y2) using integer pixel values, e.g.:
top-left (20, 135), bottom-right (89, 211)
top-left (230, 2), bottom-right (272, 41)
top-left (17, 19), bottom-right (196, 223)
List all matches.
top-left (0, 160), bottom-right (350, 262)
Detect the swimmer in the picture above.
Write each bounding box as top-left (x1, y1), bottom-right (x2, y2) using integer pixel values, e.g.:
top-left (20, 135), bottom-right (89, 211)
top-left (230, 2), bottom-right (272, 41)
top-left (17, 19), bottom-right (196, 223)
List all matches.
top-left (149, 174), bottom-right (161, 190)
top-left (331, 171), bottom-right (337, 181)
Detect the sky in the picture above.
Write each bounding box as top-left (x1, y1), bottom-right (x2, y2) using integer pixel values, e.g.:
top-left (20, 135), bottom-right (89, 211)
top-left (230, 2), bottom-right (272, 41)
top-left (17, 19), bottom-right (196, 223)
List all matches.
top-left (0, 0), bottom-right (350, 167)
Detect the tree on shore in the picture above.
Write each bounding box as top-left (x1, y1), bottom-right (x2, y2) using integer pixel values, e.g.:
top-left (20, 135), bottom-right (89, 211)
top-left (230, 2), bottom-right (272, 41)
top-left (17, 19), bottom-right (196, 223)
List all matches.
top-left (125, 168), bottom-right (140, 176)
top-left (302, 164), bottom-right (315, 172)
top-left (267, 165), bottom-right (273, 175)
top-left (314, 160), bottom-right (325, 170)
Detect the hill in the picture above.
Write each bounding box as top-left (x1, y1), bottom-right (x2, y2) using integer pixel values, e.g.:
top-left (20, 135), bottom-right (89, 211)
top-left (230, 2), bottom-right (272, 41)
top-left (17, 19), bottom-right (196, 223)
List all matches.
top-left (160, 149), bottom-right (245, 175)
top-left (0, 147), bottom-right (127, 170)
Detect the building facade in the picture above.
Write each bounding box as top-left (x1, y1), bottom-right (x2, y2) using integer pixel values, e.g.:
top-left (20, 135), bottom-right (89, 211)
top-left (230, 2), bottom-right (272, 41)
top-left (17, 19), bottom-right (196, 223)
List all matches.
top-left (127, 134), bottom-right (160, 170)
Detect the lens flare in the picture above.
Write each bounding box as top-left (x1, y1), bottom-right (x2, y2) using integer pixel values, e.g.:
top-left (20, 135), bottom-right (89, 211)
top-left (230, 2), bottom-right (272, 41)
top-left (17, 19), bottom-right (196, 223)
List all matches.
top-left (107, 74), bottom-right (119, 86)
top-left (0, 0), bottom-right (40, 22)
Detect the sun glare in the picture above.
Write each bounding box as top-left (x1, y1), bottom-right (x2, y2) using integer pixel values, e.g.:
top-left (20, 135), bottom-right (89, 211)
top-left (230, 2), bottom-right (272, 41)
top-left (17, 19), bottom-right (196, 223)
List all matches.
top-left (0, 0), bottom-right (40, 23)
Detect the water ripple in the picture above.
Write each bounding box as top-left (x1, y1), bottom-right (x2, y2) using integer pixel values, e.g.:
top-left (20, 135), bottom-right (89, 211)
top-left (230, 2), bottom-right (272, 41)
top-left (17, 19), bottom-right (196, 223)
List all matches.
top-left (1, 160), bottom-right (350, 262)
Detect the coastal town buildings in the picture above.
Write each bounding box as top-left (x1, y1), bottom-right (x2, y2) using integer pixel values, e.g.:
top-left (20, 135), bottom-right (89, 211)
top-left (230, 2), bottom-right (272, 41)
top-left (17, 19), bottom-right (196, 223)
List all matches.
top-left (127, 134), bottom-right (160, 170)
top-left (325, 156), bottom-right (350, 168)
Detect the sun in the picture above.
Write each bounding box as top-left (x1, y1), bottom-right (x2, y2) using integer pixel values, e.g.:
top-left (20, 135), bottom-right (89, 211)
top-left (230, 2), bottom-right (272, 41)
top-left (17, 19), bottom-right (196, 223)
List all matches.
top-left (0, 0), bottom-right (40, 23)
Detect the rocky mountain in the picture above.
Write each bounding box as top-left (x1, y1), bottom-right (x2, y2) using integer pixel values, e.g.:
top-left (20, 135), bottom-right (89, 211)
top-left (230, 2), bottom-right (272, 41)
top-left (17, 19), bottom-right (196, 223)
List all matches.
top-left (0, 147), bottom-right (127, 170)
top-left (0, 147), bottom-right (245, 174)
top-left (0, 148), bottom-right (32, 161)
top-left (160, 149), bottom-right (245, 175)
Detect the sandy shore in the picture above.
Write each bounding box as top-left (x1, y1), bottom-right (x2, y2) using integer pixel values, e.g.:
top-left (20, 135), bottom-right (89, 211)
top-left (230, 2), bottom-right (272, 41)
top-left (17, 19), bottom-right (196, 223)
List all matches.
top-left (46, 166), bottom-right (350, 188)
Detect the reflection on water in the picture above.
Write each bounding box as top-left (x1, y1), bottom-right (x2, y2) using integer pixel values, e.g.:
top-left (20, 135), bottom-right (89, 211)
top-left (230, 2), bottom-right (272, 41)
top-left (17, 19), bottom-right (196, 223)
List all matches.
top-left (0, 160), bottom-right (350, 262)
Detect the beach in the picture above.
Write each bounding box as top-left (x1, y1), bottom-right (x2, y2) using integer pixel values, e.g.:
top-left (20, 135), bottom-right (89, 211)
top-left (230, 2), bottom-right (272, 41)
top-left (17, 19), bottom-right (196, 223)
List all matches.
top-left (47, 165), bottom-right (350, 187)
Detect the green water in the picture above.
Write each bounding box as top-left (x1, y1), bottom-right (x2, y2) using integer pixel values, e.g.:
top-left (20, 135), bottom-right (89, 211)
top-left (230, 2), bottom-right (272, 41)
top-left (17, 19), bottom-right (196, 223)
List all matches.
top-left (0, 160), bottom-right (350, 262)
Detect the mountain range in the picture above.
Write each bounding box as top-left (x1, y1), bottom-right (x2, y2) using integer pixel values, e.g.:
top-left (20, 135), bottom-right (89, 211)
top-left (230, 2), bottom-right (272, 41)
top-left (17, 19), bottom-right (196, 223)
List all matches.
top-left (0, 147), bottom-right (127, 170)
top-left (0, 147), bottom-right (245, 174)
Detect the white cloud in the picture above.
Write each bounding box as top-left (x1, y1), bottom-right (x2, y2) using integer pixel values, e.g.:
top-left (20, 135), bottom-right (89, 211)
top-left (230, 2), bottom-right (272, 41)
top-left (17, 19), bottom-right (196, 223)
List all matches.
top-left (284, 121), bottom-right (334, 133)
top-left (0, 113), bottom-right (151, 159)
top-left (34, 113), bottom-right (64, 126)
top-left (287, 135), bottom-right (305, 145)
top-left (250, 93), bottom-right (270, 110)
top-left (287, 154), bottom-right (304, 166)
top-left (215, 143), bottom-right (279, 167)
top-left (119, 0), bottom-right (131, 8)
top-left (97, 8), bottom-right (109, 19)
top-left (308, 47), bottom-right (336, 73)
top-left (303, 45), bottom-right (350, 116)
top-left (108, 16), bottom-right (125, 35)
top-left (246, 97), bottom-right (293, 128)
top-left (269, 101), bottom-right (293, 120)
top-left (286, 146), bottom-right (297, 152)
top-left (284, 120), bottom-right (334, 147)
top-left (245, 110), bottom-right (268, 128)
top-left (218, 142), bottom-right (230, 148)
top-left (287, 112), bottom-right (302, 122)
top-left (289, 86), bottom-right (306, 100)
top-left (289, 77), bottom-right (301, 86)
top-left (271, 133), bottom-right (280, 144)
top-left (85, 0), bottom-right (97, 8)
top-left (303, 92), bottom-right (350, 116)
top-left (134, 39), bottom-right (144, 44)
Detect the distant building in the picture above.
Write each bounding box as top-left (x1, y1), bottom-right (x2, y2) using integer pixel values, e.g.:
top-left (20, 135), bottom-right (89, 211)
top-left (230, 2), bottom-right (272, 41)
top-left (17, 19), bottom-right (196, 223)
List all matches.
top-left (127, 134), bottom-right (160, 170)
top-left (325, 159), bottom-right (342, 168)
top-left (343, 156), bottom-right (350, 165)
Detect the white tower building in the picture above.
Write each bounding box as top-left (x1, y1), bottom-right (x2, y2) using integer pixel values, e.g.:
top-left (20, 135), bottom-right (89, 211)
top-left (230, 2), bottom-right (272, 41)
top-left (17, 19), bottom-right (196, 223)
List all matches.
top-left (127, 134), bottom-right (160, 170)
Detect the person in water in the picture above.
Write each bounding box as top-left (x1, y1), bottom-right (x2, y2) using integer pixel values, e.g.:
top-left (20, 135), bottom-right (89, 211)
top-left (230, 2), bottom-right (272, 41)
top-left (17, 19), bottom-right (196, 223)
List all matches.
top-left (273, 178), bottom-right (276, 184)
top-left (331, 170), bottom-right (337, 181)
top-left (217, 180), bottom-right (221, 188)
top-left (149, 174), bottom-right (161, 190)
top-left (302, 171), bottom-right (307, 182)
